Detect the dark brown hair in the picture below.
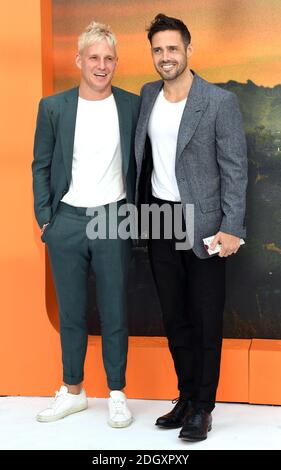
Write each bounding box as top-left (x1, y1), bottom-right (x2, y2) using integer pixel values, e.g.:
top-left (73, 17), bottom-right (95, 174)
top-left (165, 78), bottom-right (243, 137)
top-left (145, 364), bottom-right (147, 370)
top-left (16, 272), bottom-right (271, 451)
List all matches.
top-left (146, 13), bottom-right (191, 48)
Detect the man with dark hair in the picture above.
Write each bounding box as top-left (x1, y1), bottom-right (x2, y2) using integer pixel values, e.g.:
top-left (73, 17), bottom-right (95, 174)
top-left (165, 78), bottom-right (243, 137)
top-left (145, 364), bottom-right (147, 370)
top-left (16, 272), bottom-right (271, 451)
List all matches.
top-left (135, 14), bottom-right (247, 441)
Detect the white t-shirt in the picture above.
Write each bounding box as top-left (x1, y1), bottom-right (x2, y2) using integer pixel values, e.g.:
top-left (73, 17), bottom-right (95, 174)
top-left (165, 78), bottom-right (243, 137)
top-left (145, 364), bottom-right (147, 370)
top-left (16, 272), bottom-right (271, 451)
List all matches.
top-left (148, 89), bottom-right (187, 201)
top-left (61, 94), bottom-right (125, 207)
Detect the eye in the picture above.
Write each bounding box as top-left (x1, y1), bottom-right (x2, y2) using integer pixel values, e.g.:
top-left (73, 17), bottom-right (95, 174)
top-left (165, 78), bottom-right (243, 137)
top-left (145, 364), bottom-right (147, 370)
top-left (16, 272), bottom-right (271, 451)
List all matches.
top-left (153, 48), bottom-right (161, 54)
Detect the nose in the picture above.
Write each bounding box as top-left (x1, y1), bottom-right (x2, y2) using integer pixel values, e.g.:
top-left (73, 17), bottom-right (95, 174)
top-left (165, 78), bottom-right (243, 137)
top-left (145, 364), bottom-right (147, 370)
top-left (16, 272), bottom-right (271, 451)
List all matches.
top-left (162, 49), bottom-right (171, 63)
top-left (98, 58), bottom-right (106, 70)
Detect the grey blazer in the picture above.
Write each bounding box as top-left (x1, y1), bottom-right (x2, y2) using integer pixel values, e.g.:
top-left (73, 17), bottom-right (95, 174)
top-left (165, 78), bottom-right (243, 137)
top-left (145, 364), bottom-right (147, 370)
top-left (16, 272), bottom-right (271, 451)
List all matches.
top-left (135, 72), bottom-right (248, 259)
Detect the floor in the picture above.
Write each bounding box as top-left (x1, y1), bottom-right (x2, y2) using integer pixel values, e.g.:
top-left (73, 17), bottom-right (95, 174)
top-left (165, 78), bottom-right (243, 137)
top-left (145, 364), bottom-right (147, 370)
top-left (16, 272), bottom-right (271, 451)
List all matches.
top-left (0, 397), bottom-right (280, 450)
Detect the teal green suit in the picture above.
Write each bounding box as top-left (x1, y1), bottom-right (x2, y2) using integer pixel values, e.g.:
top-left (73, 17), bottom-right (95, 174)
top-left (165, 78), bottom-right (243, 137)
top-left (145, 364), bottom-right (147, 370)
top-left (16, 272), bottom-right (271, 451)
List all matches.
top-left (33, 86), bottom-right (139, 228)
top-left (32, 86), bottom-right (140, 388)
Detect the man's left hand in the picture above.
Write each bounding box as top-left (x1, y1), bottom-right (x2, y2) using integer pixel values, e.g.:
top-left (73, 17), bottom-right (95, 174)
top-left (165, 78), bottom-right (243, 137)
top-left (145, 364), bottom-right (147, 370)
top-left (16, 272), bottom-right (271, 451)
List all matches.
top-left (210, 232), bottom-right (241, 257)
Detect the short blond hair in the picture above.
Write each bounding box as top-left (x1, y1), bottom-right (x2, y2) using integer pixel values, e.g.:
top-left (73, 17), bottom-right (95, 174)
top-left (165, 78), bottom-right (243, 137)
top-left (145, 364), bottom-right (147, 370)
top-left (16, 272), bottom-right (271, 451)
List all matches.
top-left (78, 21), bottom-right (117, 53)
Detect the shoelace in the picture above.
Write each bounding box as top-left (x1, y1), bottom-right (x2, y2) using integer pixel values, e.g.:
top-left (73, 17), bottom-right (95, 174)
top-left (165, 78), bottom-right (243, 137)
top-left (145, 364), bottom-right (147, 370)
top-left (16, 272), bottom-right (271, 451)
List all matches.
top-left (45, 390), bottom-right (68, 412)
top-left (54, 390), bottom-right (67, 402)
top-left (111, 399), bottom-right (126, 414)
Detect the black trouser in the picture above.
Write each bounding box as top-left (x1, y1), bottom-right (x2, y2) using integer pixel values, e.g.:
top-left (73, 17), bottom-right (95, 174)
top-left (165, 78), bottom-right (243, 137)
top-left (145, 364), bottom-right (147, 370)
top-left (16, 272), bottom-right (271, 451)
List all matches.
top-left (42, 200), bottom-right (131, 390)
top-left (148, 197), bottom-right (226, 413)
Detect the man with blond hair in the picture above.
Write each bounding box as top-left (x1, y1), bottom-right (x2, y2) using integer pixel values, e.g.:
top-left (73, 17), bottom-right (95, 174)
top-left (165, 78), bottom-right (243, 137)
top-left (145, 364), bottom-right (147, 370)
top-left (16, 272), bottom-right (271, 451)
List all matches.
top-left (32, 21), bottom-right (139, 427)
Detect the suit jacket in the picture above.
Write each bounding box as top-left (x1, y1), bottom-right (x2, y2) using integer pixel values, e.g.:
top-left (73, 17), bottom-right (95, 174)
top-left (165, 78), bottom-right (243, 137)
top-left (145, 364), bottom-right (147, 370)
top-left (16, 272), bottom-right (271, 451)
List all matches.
top-left (32, 86), bottom-right (140, 228)
top-left (135, 72), bottom-right (248, 259)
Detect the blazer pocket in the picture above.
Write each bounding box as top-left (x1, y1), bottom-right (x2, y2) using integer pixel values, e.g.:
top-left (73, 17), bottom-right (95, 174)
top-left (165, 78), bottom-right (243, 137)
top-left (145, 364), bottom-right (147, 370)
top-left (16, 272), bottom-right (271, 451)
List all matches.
top-left (199, 196), bottom-right (221, 213)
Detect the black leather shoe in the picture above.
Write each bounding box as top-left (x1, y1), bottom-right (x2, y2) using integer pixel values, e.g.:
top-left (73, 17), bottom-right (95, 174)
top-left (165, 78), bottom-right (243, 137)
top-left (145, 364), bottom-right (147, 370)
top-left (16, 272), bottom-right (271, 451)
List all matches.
top-left (178, 409), bottom-right (212, 441)
top-left (155, 398), bottom-right (194, 429)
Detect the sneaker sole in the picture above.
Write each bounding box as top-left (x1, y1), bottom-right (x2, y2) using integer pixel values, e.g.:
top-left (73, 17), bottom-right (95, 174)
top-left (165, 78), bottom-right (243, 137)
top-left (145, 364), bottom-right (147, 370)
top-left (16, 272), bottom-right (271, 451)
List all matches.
top-left (36, 402), bottom-right (88, 423)
top-left (107, 416), bottom-right (133, 428)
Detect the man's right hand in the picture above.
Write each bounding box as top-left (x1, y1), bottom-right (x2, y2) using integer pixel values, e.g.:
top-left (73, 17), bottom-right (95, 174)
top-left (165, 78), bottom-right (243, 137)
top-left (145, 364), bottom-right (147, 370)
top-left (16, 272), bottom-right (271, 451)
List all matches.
top-left (40, 222), bottom-right (50, 236)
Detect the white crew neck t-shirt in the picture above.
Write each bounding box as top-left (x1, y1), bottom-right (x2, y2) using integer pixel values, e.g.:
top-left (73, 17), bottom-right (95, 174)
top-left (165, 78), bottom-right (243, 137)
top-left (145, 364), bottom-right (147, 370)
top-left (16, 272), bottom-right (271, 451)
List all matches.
top-left (148, 89), bottom-right (187, 202)
top-left (61, 94), bottom-right (125, 207)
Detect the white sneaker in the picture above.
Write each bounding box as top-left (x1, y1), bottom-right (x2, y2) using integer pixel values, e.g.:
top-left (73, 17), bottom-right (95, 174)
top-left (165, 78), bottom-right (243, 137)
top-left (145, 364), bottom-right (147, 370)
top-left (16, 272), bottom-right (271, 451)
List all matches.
top-left (36, 385), bottom-right (88, 423)
top-left (108, 390), bottom-right (133, 428)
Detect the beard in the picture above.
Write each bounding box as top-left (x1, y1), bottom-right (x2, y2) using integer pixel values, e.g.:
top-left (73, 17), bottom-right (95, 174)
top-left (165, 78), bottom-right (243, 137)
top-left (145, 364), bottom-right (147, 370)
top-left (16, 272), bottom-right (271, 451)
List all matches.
top-left (156, 58), bottom-right (188, 81)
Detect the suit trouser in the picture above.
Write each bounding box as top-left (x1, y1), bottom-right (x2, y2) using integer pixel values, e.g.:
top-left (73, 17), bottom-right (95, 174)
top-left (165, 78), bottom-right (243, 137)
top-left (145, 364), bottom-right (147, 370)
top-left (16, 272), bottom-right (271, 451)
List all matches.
top-left (148, 197), bottom-right (226, 413)
top-left (42, 200), bottom-right (131, 390)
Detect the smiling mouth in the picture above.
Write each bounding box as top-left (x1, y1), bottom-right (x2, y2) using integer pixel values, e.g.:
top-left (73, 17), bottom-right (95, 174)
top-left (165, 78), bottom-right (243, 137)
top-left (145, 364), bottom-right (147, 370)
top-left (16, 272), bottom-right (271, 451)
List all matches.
top-left (161, 63), bottom-right (176, 71)
top-left (94, 73), bottom-right (107, 77)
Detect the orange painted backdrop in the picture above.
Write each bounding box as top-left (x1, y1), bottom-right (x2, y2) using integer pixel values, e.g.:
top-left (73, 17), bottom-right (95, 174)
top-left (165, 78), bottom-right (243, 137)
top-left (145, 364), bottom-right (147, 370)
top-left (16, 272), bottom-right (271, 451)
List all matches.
top-left (0, 0), bottom-right (62, 395)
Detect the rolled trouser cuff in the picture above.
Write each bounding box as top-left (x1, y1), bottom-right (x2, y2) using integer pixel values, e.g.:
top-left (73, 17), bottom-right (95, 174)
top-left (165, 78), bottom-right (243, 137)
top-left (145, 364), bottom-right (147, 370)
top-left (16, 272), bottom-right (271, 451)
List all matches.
top-left (63, 374), bottom-right (84, 386)
top-left (108, 379), bottom-right (126, 391)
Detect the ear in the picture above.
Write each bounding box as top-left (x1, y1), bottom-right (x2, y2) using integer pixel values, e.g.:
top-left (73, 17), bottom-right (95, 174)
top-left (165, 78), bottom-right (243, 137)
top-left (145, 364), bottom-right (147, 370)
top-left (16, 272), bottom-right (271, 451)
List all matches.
top-left (187, 43), bottom-right (193, 59)
top-left (75, 53), bottom-right (82, 70)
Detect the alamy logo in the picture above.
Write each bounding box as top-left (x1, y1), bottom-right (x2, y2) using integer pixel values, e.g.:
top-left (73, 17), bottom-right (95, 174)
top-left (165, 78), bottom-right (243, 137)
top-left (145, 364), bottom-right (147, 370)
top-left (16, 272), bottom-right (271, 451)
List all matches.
top-left (85, 202), bottom-right (194, 251)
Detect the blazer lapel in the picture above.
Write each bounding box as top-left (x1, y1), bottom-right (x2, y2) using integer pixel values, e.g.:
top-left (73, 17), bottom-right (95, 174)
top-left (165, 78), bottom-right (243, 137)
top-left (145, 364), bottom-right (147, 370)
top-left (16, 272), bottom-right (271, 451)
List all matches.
top-left (60, 87), bottom-right (79, 185)
top-left (176, 73), bottom-right (209, 162)
top-left (112, 87), bottom-right (132, 177)
top-left (135, 81), bottom-right (162, 168)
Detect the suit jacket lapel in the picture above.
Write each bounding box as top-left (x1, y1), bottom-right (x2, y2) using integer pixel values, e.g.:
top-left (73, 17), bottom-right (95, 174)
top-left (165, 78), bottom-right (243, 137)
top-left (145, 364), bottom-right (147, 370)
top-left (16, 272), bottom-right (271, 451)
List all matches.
top-left (176, 73), bottom-right (209, 162)
top-left (60, 87), bottom-right (79, 185)
top-left (135, 81), bottom-right (162, 168)
top-left (112, 86), bottom-right (131, 177)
